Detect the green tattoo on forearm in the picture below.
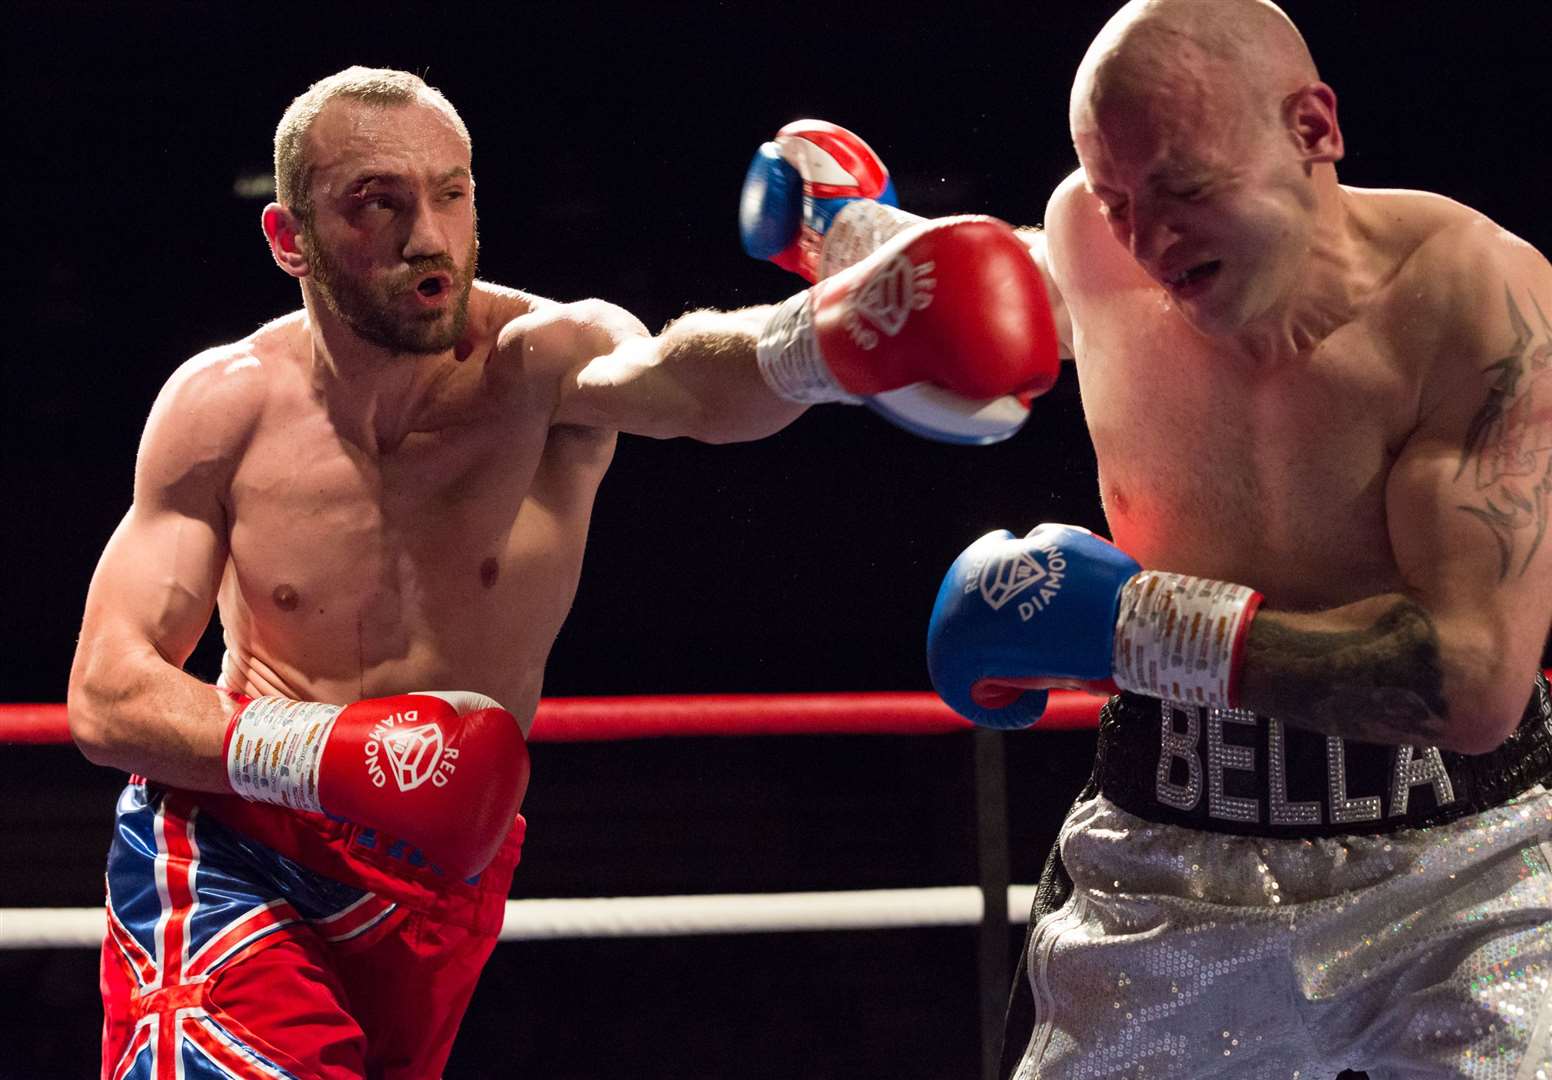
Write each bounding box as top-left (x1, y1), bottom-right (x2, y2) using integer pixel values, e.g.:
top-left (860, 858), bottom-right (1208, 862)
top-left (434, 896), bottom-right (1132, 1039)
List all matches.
top-left (1240, 598), bottom-right (1449, 745)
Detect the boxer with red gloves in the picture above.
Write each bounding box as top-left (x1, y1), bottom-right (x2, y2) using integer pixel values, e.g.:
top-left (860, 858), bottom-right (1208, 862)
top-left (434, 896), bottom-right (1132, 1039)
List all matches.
top-left (68, 67), bottom-right (1065, 1080)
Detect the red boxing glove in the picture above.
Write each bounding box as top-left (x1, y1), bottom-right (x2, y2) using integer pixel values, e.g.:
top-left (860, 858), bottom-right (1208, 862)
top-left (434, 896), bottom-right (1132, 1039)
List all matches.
top-left (224, 690), bottom-right (530, 878)
top-left (757, 216), bottom-right (1060, 433)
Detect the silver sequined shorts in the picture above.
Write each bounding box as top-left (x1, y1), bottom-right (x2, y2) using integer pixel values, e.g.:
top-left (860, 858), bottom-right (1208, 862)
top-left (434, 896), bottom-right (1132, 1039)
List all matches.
top-left (1015, 787), bottom-right (1552, 1080)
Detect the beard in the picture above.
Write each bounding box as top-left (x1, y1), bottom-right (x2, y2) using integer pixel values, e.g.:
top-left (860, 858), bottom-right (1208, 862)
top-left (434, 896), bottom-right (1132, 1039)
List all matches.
top-left (307, 226), bottom-right (478, 356)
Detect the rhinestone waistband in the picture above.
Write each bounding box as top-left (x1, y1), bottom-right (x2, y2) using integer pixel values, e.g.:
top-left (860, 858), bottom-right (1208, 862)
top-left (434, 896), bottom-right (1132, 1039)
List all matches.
top-left (1092, 674), bottom-right (1552, 837)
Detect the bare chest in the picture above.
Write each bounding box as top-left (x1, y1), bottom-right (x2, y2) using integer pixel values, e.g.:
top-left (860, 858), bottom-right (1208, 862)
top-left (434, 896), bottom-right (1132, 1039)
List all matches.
top-left (1072, 295), bottom-right (1413, 604)
top-left (232, 421), bottom-right (519, 597)
top-left (218, 409), bottom-right (610, 703)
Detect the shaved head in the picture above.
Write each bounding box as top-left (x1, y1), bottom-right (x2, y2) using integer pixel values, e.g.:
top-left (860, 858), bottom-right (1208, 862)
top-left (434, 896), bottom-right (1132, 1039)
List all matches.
top-left (1071, 0), bottom-right (1317, 142)
top-left (1066, 1), bottom-right (1345, 338)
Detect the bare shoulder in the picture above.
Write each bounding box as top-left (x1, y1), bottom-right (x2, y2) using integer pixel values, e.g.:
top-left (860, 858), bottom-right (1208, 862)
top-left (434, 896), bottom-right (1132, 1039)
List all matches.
top-left (1044, 168), bottom-right (1093, 220)
top-left (492, 296), bottom-right (650, 382)
top-left (137, 316), bottom-right (296, 489)
top-left (1370, 189), bottom-right (1552, 373)
top-left (1369, 189), bottom-right (1543, 301)
top-left (1360, 190), bottom-right (1552, 464)
top-left (1042, 167), bottom-right (1138, 294)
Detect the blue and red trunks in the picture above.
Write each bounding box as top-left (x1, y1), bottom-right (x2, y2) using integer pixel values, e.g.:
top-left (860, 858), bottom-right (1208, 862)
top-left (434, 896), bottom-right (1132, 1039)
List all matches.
top-left (100, 782), bottom-right (523, 1079)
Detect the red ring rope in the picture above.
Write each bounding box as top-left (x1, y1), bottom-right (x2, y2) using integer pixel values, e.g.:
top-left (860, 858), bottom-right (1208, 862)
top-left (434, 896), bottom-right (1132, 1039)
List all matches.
top-left (8, 673), bottom-right (1545, 745)
top-left (0, 690), bottom-right (1108, 745)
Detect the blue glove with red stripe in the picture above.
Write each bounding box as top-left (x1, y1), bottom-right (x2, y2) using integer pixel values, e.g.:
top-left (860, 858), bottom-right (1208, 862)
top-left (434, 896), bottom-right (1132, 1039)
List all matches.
top-left (741, 121), bottom-right (1053, 446)
top-left (739, 119), bottom-right (899, 282)
top-left (926, 524), bottom-right (1140, 729)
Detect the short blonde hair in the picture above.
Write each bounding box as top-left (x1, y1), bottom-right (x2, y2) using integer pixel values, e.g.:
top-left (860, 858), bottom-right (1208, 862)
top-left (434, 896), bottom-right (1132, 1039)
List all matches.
top-left (273, 66), bottom-right (470, 220)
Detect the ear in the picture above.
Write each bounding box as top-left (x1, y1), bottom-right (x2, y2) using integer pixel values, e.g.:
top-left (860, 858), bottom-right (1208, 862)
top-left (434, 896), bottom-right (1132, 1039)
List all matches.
top-left (1283, 82), bottom-right (1343, 167)
top-left (262, 203), bottom-right (310, 279)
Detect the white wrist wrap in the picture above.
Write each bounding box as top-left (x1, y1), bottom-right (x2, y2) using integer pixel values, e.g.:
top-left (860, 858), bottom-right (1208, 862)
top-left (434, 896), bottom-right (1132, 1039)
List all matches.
top-left (1111, 571), bottom-right (1261, 708)
top-left (818, 201), bottom-right (924, 280)
top-left (225, 696), bottom-right (341, 812)
top-left (756, 291), bottom-right (861, 404)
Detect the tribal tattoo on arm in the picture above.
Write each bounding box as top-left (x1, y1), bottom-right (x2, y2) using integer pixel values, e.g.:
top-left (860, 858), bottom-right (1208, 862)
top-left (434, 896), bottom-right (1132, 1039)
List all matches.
top-left (1456, 287), bottom-right (1552, 581)
top-left (1238, 597), bottom-right (1451, 746)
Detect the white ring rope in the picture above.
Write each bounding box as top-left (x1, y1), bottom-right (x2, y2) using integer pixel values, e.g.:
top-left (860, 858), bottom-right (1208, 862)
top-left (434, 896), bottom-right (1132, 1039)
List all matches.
top-left (0, 885), bottom-right (1038, 949)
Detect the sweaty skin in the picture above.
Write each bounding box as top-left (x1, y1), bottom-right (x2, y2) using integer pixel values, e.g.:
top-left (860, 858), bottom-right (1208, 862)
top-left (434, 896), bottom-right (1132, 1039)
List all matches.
top-left (67, 94), bottom-right (797, 790)
top-left (1020, 0), bottom-right (1552, 751)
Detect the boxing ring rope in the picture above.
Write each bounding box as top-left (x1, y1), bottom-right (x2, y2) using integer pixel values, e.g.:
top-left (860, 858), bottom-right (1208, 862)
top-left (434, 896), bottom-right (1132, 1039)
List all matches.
top-left (2, 886), bottom-right (1042, 950)
top-left (7, 680), bottom-right (1547, 1080)
top-left (0, 691), bottom-right (1102, 942)
top-left (0, 690), bottom-right (1107, 950)
top-left (0, 690), bottom-right (1105, 746)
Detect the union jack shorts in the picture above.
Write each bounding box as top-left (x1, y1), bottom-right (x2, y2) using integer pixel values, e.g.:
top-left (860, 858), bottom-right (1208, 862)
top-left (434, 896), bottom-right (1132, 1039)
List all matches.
top-left (100, 782), bottom-right (523, 1079)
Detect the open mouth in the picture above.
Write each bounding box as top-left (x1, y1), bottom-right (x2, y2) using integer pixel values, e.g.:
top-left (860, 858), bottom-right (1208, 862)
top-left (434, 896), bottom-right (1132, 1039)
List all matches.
top-left (416, 275), bottom-right (448, 298)
top-left (1164, 260), bottom-right (1221, 290)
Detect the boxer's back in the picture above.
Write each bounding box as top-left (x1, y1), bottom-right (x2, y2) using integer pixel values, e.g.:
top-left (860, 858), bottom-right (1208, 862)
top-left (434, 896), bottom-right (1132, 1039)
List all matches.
top-left (1045, 174), bottom-right (1490, 609)
top-left (210, 309), bottom-right (615, 733)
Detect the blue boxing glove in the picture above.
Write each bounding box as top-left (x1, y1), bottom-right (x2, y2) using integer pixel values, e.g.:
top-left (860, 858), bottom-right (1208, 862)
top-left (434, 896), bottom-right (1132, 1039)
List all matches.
top-left (739, 119), bottom-right (902, 283)
top-left (927, 524), bottom-right (1138, 728)
top-left (927, 524), bottom-right (1264, 728)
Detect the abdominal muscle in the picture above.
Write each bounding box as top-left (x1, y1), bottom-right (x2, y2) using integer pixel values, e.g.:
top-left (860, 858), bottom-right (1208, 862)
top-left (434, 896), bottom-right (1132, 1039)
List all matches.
top-left (210, 426), bottom-right (613, 737)
top-left (213, 535), bottom-right (573, 736)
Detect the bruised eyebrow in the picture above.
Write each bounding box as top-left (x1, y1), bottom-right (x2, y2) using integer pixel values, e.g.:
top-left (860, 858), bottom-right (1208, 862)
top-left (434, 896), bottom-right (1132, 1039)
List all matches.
top-left (345, 165), bottom-right (471, 194)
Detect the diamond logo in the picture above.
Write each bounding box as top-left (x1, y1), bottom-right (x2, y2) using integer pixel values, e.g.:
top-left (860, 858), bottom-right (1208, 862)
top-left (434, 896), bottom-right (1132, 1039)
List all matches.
top-left (980, 551), bottom-right (1050, 610)
top-left (381, 723), bottom-right (446, 792)
top-left (855, 256), bottom-right (936, 337)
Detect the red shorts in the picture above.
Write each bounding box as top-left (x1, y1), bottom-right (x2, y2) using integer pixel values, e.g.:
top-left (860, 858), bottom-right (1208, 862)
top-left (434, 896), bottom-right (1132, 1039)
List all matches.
top-left (100, 782), bottom-right (524, 1079)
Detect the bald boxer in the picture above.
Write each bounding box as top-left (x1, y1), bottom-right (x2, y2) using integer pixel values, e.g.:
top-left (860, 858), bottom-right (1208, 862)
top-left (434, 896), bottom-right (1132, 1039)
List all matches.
top-left (66, 67), bottom-right (1057, 1079)
top-left (747, 2), bottom-right (1552, 1077)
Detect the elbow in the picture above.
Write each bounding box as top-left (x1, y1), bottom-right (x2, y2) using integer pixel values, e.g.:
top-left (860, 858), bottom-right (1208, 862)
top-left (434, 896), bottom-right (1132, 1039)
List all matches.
top-left (1437, 680), bottom-right (1537, 755)
top-left (1433, 628), bottom-right (1542, 752)
top-left (66, 652), bottom-right (128, 768)
top-left (66, 686), bottom-right (117, 767)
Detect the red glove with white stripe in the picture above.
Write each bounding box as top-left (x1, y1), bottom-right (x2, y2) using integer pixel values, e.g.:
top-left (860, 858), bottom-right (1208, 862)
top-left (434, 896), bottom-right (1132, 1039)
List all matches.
top-left (223, 690), bottom-right (530, 878)
top-left (757, 215), bottom-right (1060, 426)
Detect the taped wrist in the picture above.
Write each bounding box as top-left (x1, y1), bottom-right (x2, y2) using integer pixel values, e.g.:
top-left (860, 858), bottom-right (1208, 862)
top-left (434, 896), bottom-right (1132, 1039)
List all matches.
top-left (818, 201), bottom-right (925, 280)
top-left (225, 696), bottom-right (339, 812)
top-left (1111, 571), bottom-right (1262, 707)
top-left (755, 291), bottom-right (862, 404)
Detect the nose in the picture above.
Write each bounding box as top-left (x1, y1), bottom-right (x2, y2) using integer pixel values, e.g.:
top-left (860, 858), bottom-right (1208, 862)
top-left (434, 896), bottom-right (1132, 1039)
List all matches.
top-left (402, 195), bottom-right (448, 261)
top-left (1127, 203), bottom-right (1178, 266)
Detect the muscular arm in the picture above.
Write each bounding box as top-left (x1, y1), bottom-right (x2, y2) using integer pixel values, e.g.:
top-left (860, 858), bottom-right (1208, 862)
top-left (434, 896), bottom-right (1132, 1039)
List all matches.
top-left (520, 300), bottom-right (808, 443)
top-left (66, 349), bottom-right (259, 788)
top-left (1239, 239), bottom-right (1552, 753)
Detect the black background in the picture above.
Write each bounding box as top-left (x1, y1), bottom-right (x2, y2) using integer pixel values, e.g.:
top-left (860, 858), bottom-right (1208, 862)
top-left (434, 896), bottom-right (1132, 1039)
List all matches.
top-left (5, 3), bottom-right (1552, 1077)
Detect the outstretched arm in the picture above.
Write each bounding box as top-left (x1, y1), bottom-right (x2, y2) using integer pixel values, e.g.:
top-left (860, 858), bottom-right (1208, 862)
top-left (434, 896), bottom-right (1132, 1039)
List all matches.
top-left (554, 303), bottom-right (805, 444)
top-left (1239, 235), bottom-right (1552, 752)
top-left (535, 216), bottom-right (1062, 445)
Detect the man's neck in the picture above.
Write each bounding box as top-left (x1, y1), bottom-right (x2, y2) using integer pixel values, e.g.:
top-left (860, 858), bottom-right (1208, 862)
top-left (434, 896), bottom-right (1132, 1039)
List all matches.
top-left (301, 297), bottom-right (455, 455)
top-left (1230, 175), bottom-right (1376, 365)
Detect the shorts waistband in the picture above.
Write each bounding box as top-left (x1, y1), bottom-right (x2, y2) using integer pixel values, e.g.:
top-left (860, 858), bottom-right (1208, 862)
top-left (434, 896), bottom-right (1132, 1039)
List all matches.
top-left (135, 784), bottom-right (524, 934)
top-left (1093, 673), bottom-right (1552, 838)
